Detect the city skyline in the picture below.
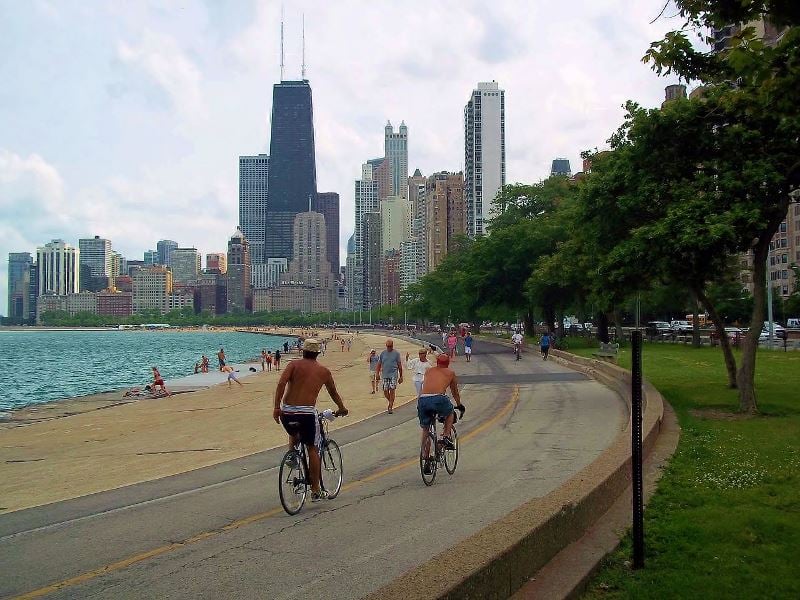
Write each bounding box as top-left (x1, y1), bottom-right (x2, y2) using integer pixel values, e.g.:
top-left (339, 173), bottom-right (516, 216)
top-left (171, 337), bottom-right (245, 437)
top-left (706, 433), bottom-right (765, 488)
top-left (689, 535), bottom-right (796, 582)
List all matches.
top-left (0, 1), bottom-right (680, 314)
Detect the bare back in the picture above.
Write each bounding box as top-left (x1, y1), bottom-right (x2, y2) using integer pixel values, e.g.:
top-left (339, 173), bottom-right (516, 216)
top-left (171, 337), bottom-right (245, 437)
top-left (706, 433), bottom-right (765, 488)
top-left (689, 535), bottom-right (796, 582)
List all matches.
top-left (420, 366), bottom-right (460, 403)
top-left (277, 358), bottom-right (336, 407)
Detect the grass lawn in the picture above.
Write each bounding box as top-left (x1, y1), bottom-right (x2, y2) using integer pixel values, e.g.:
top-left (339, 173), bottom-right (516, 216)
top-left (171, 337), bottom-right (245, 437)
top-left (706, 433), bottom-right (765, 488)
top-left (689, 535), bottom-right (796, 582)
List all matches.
top-left (568, 343), bottom-right (800, 599)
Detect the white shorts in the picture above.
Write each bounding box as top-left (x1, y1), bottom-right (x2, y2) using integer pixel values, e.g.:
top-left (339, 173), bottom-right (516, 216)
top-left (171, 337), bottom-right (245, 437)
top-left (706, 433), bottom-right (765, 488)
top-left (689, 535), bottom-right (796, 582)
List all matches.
top-left (464, 346), bottom-right (472, 355)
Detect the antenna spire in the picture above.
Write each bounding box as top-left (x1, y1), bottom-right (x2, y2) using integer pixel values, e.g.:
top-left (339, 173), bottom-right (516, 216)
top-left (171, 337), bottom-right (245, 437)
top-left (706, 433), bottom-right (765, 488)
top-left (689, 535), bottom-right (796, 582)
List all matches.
top-left (301, 14), bottom-right (306, 80)
top-left (280, 5), bottom-right (285, 81)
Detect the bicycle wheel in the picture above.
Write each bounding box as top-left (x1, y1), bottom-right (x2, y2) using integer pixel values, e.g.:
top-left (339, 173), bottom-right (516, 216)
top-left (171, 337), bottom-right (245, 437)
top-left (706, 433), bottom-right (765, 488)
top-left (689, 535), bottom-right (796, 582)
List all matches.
top-left (420, 431), bottom-right (437, 486)
top-left (320, 439), bottom-right (343, 498)
top-left (278, 449), bottom-right (307, 515)
top-left (444, 426), bottom-right (459, 474)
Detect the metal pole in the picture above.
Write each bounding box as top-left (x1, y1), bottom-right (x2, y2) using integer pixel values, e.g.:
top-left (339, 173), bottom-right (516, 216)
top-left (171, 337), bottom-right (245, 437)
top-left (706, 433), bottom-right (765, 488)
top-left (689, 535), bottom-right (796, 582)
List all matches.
top-left (767, 250), bottom-right (774, 348)
top-left (631, 330), bottom-right (645, 569)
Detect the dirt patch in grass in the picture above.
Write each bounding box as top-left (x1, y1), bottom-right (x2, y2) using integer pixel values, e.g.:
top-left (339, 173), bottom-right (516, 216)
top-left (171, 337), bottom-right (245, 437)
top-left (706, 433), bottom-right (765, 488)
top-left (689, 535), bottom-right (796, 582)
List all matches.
top-left (688, 408), bottom-right (756, 421)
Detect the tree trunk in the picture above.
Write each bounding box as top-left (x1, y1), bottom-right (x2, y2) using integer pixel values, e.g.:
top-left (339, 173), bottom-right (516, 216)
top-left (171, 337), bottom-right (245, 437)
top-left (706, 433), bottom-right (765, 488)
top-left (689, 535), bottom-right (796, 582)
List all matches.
top-left (690, 293), bottom-right (701, 347)
top-left (523, 309), bottom-right (535, 337)
top-left (543, 305), bottom-right (556, 334)
top-left (613, 310), bottom-right (623, 342)
top-left (737, 250), bottom-right (768, 414)
top-left (697, 286), bottom-right (737, 388)
top-left (597, 311), bottom-right (610, 344)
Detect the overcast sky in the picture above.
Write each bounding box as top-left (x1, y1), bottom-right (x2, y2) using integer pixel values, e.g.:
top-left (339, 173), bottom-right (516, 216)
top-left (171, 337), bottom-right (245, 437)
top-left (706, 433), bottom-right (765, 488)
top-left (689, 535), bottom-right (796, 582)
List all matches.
top-left (0, 0), bottom-right (685, 315)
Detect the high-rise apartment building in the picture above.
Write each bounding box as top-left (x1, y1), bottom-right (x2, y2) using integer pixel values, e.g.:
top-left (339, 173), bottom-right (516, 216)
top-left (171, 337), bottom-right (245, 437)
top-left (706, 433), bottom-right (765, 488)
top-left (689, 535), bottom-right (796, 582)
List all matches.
top-left (381, 195), bottom-right (412, 254)
top-left (36, 239), bottom-right (79, 296)
top-left (132, 265), bottom-right (173, 314)
top-left (464, 81), bottom-right (505, 236)
top-left (239, 153), bottom-right (269, 265)
top-left (368, 157), bottom-right (393, 202)
top-left (265, 80), bottom-right (317, 262)
top-left (363, 212), bottom-right (383, 310)
top-left (156, 240), bottom-right (178, 267)
top-left (197, 272), bottom-right (227, 315)
top-left (313, 192), bottom-right (340, 276)
top-left (381, 249), bottom-right (401, 306)
top-left (226, 228), bottom-right (252, 313)
top-left (385, 121), bottom-right (408, 198)
top-left (171, 248), bottom-right (201, 284)
top-left (205, 253), bottom-right (227, 274)
top-left (353, 162), bottom-right (380, 310)
top-left (425, 172), bottom-right (466, 272)
top-left (7, 252), bottom-right (33, 321)
top-left (345, 234), bottom-right (356, 312)
top-left (550, 158), bottom-right (572, 177)
top-left (144, 250), bottom-right (158, 265)
top-left (78, 236), bottom-right (112, 292)
top-left (27, 263), bottom-right (38, 322)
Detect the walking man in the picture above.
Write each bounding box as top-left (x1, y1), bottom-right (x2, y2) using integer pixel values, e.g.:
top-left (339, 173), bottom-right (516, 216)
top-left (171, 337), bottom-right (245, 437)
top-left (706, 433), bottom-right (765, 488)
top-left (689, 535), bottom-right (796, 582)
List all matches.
top-left (540, 332), bottom-right (551, 361)
top-left (464, 331), bottom-right (473, 362)
top-left (273, 339), bottom-right (348, 502)
top-left (376, 338), bottom-right (403, 414)
top-left (368, 349), bottom-right (380, 394)
top-left (406, 348), bottom-right (433, 399)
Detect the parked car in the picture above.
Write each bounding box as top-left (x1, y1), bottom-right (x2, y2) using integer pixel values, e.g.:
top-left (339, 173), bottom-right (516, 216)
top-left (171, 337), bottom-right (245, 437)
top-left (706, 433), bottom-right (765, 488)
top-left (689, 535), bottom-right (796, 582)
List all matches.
top-left (646, 321), bottom-right (673, 337)
top-left (670, 320), bottom-right (692, 333)
top-left (787, 318), bottom-right (800, 329)
top-left (760, 323), bottom-right (787, 340)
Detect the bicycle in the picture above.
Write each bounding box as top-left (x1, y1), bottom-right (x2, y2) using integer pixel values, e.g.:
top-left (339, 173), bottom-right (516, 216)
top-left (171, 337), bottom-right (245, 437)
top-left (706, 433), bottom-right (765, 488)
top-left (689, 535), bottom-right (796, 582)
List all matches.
top-left (514, 343), bottom-right (522, 361)
top-left (278, 409), bottom-right (344, 515)
top-left (420, 406), bottom-right (463, 486)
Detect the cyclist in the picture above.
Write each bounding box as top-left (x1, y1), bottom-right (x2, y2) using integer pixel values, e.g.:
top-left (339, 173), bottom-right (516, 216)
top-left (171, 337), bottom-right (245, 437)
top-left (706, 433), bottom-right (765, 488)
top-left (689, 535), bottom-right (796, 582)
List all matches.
top-left (511, 330), bottom-right (524, 358)
top-left (273, 338), bottom-right (348, 502)
top-left (418, 354), bottom-right (465, 475)
top-left (540, 332), bottom-right (551, 360)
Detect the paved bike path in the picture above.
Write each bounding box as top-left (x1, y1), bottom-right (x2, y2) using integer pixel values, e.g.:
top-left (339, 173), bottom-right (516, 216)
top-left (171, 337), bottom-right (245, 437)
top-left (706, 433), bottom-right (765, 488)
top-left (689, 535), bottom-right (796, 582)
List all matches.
top-left (0, 337), bottom-right (625, 599)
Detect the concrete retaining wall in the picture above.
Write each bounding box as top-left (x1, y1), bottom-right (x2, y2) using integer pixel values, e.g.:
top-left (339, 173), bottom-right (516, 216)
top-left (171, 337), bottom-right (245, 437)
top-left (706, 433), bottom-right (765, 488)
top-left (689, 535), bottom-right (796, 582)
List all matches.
top-left (366, 348), bottom-right (664, 600)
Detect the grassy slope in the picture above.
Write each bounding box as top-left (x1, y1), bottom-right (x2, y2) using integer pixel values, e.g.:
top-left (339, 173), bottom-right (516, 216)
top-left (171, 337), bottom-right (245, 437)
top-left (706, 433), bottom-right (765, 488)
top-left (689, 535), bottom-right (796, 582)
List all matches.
top-left (568, 344), bottom-right (800, 599)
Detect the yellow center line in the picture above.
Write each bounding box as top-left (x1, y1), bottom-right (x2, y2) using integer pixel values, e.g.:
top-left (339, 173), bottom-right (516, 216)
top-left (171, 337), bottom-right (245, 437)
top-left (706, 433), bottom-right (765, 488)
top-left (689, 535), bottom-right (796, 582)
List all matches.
top-left (14, 386), bottom-right (520, 599)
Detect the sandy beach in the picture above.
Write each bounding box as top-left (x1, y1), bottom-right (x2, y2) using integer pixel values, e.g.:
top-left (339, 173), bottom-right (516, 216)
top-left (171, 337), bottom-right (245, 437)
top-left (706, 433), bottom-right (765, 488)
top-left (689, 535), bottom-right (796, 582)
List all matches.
top-left (0, 331), bottom-right (421, 513)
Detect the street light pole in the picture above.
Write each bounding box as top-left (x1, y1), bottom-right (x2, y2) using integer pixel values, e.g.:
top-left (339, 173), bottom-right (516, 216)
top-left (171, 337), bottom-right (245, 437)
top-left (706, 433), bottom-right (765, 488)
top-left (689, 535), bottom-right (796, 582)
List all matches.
top-left (767, 245), bottom-right (774, 348)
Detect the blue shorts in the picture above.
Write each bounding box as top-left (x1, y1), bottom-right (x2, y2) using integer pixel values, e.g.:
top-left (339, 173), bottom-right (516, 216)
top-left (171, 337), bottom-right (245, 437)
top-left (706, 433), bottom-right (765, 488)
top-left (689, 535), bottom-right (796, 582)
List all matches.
top-left (417, 394), bottom-right (454, 428)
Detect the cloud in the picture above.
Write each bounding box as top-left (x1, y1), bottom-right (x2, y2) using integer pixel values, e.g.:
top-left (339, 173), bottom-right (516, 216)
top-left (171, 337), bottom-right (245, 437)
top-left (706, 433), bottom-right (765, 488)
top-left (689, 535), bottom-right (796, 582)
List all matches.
top-left (116, 30), bottom-right (206, 120)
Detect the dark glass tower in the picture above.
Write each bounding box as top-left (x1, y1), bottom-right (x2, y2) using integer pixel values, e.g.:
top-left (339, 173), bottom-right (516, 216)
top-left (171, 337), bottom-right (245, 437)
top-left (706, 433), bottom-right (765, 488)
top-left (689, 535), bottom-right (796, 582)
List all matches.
top-left (265, 80), bottom-right (317, 261)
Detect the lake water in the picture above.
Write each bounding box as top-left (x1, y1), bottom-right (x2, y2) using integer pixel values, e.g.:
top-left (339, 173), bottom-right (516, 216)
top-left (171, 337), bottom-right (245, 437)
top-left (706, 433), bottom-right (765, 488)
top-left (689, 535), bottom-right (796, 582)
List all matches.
top-left (0, 329), bottom-right (297, 411)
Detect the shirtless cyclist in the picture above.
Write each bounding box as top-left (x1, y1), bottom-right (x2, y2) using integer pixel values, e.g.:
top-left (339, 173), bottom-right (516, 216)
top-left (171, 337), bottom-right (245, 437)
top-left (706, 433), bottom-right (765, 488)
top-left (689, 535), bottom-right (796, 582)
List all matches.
top-left (418, 354), bottom-right (465, 474)
top-left (273, 339), bottom-right (348, 501)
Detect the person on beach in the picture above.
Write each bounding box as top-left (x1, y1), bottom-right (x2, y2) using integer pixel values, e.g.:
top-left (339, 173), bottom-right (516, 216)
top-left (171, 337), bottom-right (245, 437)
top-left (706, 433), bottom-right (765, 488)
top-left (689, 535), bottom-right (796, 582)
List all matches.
top-left (194, 362), bottom-right (200, 374)
top-left (201, 355), bottom-right (209, 373)
top-left (273, 339), bottom-right (349, 502)
top-left (217, 348), bottom-right (226, 371)
top-left (406, 348), bottom-right (433, 400)
top-left (274, 349), bottom-right (281, 370)
top-left (283, 341), bottom-right (289, 353)
top-left (222, 365), bottom-right (243, 387)
top-left (151, 367), bottom-right (171, 396)
top-left (540, 332), bottom-right (551, 361)
top-left (376, 338), bottom-right (403, 414)
top-left (368, 349), bottom-right (380, 394)
top-left (266, 351), bottom-right (274, 371)
top-left (261, 349), bottom-right (268, 372)
top-left (464, 331), bottom-right (473, 362)
top-left (418, 354), bottom-right (465, 474)
top-left (346, 338), bottom-right (352, 352)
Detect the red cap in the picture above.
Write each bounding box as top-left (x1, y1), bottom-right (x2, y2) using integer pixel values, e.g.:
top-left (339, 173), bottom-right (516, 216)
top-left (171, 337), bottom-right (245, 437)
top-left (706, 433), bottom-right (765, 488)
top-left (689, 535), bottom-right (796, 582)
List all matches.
top-left (436, 354), bottom-right (450, 367)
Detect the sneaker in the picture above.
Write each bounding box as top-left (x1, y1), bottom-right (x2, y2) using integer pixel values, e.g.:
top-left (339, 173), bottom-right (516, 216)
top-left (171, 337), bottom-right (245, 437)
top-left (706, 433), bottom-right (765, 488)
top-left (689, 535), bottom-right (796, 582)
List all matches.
top-left (311, 489), bottom-right (329, 502)
top-left (422, 461), bottom-right (433, 475)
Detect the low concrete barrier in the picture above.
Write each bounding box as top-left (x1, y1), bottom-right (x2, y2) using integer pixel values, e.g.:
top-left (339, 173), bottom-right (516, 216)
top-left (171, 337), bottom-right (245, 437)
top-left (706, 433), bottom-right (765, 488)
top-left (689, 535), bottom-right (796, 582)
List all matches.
top-left (367, 348), bottom-right (664, 600)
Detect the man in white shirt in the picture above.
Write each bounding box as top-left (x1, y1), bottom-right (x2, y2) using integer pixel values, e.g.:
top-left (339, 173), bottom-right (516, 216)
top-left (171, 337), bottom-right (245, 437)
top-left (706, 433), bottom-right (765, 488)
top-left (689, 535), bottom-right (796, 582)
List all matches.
top-left (511, 330), bottom-right (524, 355)
top-left (406, 347), bottom-right (433, 399)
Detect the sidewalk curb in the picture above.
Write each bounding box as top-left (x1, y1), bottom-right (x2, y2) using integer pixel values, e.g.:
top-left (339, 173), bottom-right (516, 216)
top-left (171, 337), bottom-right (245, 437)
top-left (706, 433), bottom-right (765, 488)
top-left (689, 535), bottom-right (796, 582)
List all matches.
top-left (365, 347), bottom-right (669, 600)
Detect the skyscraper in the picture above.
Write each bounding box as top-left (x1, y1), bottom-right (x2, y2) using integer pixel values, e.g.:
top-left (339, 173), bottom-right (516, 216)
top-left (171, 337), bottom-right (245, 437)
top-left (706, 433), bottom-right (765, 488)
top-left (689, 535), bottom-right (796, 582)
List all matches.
top-left (7, 252), bottom-right (33, 321)
top-left (79, 236), bottom-right (112, 292)
top-left (144, 250), bottom-right (158, 265)
top-left (156, 240), bottom-right (178, 267)
top-left (171, 248), bottom-right (201, 284)
top-left (36, 239), bottom-right (79, 296)
top-left (313, 192), bottom-right (340, 276)
top-left (132, 265), bottom-right (172, 314)
top-left (227, 228), bottom-right (252, 313)
top-left (385, 121), bottom-right (409, 198)
top-left (205, 253), bottom-right (227, 273)
top-left (381, 195), bottom-right (411, 254)
top-left (363, 212), bottom-right (382, 310)
top-left (353, 162), bottom-right (380, 310)
top-left (550, 158), bottom-right (572, 177)
top-left (239, 154), bottom-right (269, 265)
top-left (465, 81), bottom-right (506, 236)
top-left (265, 80), bottom-right (317, 262)
top-left (426, 172), bottom-right (465, 272)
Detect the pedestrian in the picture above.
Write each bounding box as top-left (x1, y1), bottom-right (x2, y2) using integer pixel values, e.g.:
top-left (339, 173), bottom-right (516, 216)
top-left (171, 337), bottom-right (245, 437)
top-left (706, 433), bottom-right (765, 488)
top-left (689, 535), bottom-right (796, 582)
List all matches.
top-left (376, 338), bottom-right (403, 414)
top-left (368, 349), bottom-right (380, 394)
top-left (447, 331), bottom-right (457, 359)
top-left (151, 366), bottom-right (171, 396)
top-left (406, 348), bottom-right (433, 399)
top-left (274, 349), bottom-right (281, 370)
top-left (464, 331), bottom-right (473, 362)
top-left (261, 349), bottom-right (268, 372)
top-left (540, 332), bottom-right (551, 360)
top-left (283, 341), bottom-right (289, 353)
top-left (201, 355), bottom-right (209, 373)
top-left (346, 338), bottom-right (352, 352)
top-left (266, 351), bottom-right (274, 371)
top-left (217, 347), bottom-right (226, 371)
top-left (222, 365), bottom-right (243, 387)
top-left (341, 338), bottom-right (346, 351)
